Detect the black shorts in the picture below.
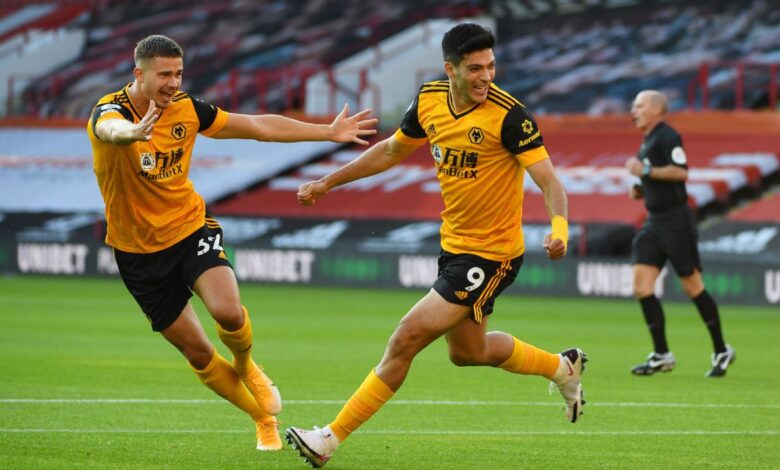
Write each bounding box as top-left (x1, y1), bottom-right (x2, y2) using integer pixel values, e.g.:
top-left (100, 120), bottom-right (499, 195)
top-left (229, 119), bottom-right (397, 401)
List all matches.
top-left (432, 250), bottom-right (523, 324)
top-left (631, 205), bottom-right (701, 277)
top-left (114, 221), bottom-right (232, 332)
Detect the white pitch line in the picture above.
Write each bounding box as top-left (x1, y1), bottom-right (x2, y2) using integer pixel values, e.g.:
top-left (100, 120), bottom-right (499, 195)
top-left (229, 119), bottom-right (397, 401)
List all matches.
top-left (0, 428), bottom-right (777, 436)
top-left (0, 399), bottom-right (778, 409)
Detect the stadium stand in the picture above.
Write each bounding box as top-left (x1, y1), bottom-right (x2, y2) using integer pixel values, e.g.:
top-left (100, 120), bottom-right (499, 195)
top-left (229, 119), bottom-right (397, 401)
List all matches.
top-left (1, 0), bottom-right (777, 259)
top-left (0, 127), bottom-right (339, 212)
top-left (728, 191), bottom-right (780, 223)
top-left (6, 0), bottom-right (778, 119)
top-left (210, 110), bottom-right (780, 255)
top-left (8, 0), bottom-right (486, 118)
top-left (212, 112), bottom-right (780, 223)
top-left (494, 0), bottom-right (780, 113)
top-left (0, 4), bottom-right (87, 43)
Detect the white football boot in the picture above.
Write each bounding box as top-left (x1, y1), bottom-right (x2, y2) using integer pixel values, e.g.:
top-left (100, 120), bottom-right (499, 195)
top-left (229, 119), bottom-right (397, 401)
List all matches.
top-left (286, 425), bottom-right (340, 468)
top-left (550, 348), bottom-right (588, 423)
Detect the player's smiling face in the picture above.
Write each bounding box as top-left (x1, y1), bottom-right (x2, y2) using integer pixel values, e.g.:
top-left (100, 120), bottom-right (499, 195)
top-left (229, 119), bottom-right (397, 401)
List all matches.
top-left (446, 48), bottom-right (495, 111)
top-left (136, 56), bottom-right (183, 109)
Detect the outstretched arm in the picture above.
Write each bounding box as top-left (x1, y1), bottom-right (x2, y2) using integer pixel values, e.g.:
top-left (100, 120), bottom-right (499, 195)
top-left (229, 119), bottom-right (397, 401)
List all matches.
top-left (527, 158), bottom-right (569, 260)
top-left (297, 134), bottom-right (420, 205)
top-left (210, 103), bottom-right (377, 144)
top-left (95, 100), bottom-right (158, 145)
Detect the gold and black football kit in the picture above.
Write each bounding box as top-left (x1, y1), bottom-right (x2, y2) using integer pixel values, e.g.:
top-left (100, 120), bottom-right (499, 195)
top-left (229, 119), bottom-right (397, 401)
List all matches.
top-left (113, 219), bottom-right (231, 331)
top-left (395, 81), bottom-right (550, 320)
top-left (395, 80), bottom-right (549, 261)
top-left (88, 84), bottom-right (230, 329)
top-left (88, 83), bottom-right (229, 253)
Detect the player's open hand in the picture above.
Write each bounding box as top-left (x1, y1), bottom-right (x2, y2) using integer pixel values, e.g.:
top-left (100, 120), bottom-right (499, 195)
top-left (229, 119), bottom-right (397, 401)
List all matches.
top-left (544, 234), bottom-right (567, 260)
top-left (329, 103), bottom-right (378, 145)
top-left (133, 100), bottom-right (159, 142)
top-left (297, 180), bottom-right (329, 206)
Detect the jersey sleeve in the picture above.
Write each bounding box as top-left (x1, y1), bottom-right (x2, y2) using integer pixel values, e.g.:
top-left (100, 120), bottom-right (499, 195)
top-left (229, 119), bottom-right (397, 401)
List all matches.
top-left (501, 104), bottom-right (545, 155)
top-left (658, 129), bottom-right (687, 169)
top-left (501, 104), bottom-right (548, 166)
top-left (89, 102), bottom-right (133, 140)
top-left (190, 96), bottom-right (229, 136)
top-left (397, 95), bottom-right (427, 140)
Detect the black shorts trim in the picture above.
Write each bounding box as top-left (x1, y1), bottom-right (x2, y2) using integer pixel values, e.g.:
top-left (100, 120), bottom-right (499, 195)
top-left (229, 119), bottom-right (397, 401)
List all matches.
top-left (114, 222), bottom-right (232, 332)
top-left (432, 250), bottom-right (523, 324)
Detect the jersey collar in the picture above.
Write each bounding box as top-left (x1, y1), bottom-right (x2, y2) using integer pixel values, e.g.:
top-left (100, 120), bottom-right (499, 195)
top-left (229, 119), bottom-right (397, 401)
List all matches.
top-left (123, 83), bottom-right (144, 120)
top-left (447, 87), bottom-right (481, 120)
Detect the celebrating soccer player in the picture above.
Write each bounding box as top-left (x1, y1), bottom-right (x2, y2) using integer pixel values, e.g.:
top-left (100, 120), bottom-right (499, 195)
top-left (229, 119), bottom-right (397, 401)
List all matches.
top-left (87, 34), bottom-right (377, 451)
top-left (285, 23), bottom-right (586, 467)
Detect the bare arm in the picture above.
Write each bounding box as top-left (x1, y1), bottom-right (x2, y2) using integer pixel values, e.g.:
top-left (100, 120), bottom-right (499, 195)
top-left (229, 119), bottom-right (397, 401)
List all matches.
top-left (210, 103), bottom-right (377, 144)
top-left (527, 158), bottom-right (569, 260)
top-left (527, 158), bottom-right (568, 219)
top-left (297, 134), bottom-right (421, 205)
top-left (95, 100), bottom-right (158, 145)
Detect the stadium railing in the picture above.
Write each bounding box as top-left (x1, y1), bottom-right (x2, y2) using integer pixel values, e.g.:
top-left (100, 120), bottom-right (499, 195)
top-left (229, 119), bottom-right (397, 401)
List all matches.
top-left (688, 61), bottom-right (780, 110)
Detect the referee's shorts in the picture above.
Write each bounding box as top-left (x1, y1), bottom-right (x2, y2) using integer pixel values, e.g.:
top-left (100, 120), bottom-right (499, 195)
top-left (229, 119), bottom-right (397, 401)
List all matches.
top-left (632, 205), bottom-right (701, 277)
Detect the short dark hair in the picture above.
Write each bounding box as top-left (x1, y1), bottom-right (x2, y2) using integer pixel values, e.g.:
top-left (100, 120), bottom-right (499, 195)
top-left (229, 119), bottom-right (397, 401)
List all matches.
top-left (441, 23), bottom-right (495, 65)
top-left (134, 35), bottom-right (183, 65)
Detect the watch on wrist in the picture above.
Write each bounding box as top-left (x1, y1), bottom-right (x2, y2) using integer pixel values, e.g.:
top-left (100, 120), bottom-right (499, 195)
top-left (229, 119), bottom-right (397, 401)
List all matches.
top-left (642, 162), bottom-right (652, 176)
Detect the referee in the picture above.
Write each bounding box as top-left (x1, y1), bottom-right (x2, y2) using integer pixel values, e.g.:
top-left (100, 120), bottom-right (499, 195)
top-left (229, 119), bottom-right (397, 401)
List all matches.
top-left (625, 90), bottom-right (734, 378)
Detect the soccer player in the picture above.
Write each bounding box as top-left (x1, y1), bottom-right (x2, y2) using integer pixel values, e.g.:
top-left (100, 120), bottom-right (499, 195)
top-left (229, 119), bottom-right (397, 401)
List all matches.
top-left (86, 35), bottom-right (377, 451)
top-left (285, 23), bottom-right (586, 467)
top-left (625, 90), bottom-right (734, 378)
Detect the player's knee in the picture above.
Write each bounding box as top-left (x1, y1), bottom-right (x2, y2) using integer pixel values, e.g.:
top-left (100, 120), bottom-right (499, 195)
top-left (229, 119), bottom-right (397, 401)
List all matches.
top-left (681, 283), bottom-right (702, 298)
top-left (388, 330), bottom-right (415, 353)
top-left (211, 301), bottom-right (244, 330)
top-left (388, 325), bottom-right (426, 358)
top-left (448, 350), bottom-right (478, 367)
top-left (184, 344), bottom-right (214, 370)
top-left (633, 280), bottom-right (654, 298)
top-left (680, 272), bottom-right (704, 298)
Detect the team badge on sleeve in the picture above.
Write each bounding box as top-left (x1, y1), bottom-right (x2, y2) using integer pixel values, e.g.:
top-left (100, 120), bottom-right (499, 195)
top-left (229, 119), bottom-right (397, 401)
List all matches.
top-left (671, 146), bottom-right (687, 165)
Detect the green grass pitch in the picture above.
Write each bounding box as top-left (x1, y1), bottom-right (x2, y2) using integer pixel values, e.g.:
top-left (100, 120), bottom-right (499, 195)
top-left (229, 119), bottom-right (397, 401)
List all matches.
top-left (1, 276), bottom-right (778, 469)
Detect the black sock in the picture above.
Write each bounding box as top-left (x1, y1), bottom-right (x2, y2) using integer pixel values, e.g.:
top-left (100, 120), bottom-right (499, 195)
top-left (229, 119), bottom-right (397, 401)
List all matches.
top-left (692, 290), bottom-right (727, 353)
top-left (639, 294), bottom-right (668, 354)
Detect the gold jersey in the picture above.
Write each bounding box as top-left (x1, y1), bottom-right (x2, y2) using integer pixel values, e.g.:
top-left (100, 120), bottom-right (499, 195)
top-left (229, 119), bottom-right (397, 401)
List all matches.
top-left (87, 84), bottom-right (228, 253)
top-left (394, 81), bottom-right (549, 261)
